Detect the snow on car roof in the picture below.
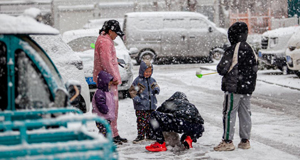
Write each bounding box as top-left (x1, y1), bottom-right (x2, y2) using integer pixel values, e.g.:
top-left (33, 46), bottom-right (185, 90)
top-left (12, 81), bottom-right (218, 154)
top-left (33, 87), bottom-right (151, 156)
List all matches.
top-left (0, 14), bottom-right (59, 35)
top-left (125, 11), bottom-right (208, 19)
top-left (62, 28), bottom-right (127, 51)
top-left (262, 26), bottom-right (300, 37)
top-left (62, 28), bottom-right (99, 43)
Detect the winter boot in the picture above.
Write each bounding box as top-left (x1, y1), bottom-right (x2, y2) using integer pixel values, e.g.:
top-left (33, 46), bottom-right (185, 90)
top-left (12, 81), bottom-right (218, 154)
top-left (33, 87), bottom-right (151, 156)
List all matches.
top-left (114, 135), bottom-right (128, 143)
top-left (238, 139), bottom-right (250, 149)
top-left (145, 142), bottom-right (167, 152)
top-left (133, 136), bottom-right (145, 144)
top-left (146, 135), bottom-right (156, 141)
top-left (183, 136), bottom-right (193, 149)
top-left (113, 137), bottom-right (123, 145)
top-left (213, 140), bottom-right (235, 151)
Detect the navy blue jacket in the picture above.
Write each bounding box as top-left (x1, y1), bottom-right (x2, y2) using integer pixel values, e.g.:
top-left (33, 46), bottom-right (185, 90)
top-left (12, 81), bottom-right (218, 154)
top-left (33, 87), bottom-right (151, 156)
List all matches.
top-left (129, 60), bottom-right (160, 110)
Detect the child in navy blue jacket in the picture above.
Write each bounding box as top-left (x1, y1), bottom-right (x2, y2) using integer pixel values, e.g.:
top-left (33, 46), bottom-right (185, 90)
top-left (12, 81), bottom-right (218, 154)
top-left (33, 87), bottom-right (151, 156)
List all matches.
top-left (129, 60), bottom-right (160, 144)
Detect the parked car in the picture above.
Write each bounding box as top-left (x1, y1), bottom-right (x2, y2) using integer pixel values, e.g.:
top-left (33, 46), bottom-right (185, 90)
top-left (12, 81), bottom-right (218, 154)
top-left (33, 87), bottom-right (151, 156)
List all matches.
top-left (31, 35), bottom-right (90, 113)
top-left (62, 28), bottom-right (134, 99)
top-left (0, 14), bottom-right (81, 111)
top-left (285, 28), bottom-right (300, 78)
top-left (123, 11), bottom-right (229, 64)
top-left (258, 26), bottom-right (300, 74)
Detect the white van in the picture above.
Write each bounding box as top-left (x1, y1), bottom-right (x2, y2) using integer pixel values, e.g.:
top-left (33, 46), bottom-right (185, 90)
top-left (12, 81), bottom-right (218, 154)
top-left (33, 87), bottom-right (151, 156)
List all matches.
top-left (258, 26), bottom-right (300, 74)
top-left (285, 28), bottom-right (300, 78)
top-left (123, 12), bottom-right (228, 64)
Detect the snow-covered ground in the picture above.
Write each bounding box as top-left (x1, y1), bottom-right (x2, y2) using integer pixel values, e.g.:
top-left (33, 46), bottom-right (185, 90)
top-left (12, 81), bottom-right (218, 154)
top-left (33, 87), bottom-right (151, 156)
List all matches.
top-left (86, 62), bottom-right (300, 160)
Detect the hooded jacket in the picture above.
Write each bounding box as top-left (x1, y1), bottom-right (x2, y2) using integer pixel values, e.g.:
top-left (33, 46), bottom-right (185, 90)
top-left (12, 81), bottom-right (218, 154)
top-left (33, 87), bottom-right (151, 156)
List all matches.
top-left (92, 71), bottom-right (115, 121)
top-left (217, 22), bottom-right (258, 94)
top-left (156, 91), bottom-right (204, 124)
top-left (129, 60), bottom-right (160, 110)
top-left (93, 33), bottom-right (121, 86)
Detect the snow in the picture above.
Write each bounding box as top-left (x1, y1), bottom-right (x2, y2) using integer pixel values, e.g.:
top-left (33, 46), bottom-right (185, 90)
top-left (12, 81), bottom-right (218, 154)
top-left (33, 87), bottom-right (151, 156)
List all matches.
top-left (262, 26), bottom-right (300, 37)
top-left (1, 11), bottom-right (300, 159)
top-left (23, 8), bottom-right (41, 18)
top-left (86, 62), bottom-right (300, 160)
top-left (0, 14), bottom-right (59, 35)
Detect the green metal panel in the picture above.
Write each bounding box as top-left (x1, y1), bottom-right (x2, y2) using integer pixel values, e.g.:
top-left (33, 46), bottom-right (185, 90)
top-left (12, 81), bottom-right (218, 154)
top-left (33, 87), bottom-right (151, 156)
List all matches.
top-left (0, 115), bottom-right (118, 160)
top-left (0, 34), bottom-right (63, 111)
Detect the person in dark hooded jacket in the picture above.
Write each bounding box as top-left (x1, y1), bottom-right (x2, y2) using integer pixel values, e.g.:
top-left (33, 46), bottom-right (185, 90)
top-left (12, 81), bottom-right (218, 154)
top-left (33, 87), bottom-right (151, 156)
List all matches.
top-left (214, 22), bottom-right (258, 151)
top-left (129, 60), bottom-right (160, 144)
top-left (92, 71), bottom-right (115, 138)
top-left (145, 91), bottom-right (204, 152)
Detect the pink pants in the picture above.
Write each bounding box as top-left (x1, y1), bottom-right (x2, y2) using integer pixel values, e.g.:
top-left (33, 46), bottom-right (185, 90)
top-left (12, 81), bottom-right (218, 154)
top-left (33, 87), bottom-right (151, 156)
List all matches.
top-left (110, 85), bottom-right (119, 137)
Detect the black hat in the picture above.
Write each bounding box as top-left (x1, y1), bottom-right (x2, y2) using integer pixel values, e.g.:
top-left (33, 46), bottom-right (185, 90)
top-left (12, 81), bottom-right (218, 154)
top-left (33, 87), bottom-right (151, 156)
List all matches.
top-left (101, 20), bottom-right (124, 37)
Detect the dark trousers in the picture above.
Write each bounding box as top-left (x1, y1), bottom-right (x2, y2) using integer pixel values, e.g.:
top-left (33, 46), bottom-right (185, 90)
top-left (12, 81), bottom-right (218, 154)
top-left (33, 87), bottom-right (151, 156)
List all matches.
top-left (150, 111), bottom-right (204, 144)
top-left (135, 110), bottom-right (154, 138)
top-left (96, 120), bottom-right (111, 137)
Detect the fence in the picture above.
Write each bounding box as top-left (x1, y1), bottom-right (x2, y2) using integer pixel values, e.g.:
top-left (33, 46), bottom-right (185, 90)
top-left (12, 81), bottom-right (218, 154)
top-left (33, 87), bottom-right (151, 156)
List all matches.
top-left (230, 8), bottom-right (298, 34)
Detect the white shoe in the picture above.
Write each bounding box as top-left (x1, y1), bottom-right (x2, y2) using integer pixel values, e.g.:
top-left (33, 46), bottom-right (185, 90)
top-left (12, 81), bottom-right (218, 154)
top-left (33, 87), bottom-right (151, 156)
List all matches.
top-left (214, 140), bottom-right (235, 151)
top-left (238, 140), bottom-right (250, 149)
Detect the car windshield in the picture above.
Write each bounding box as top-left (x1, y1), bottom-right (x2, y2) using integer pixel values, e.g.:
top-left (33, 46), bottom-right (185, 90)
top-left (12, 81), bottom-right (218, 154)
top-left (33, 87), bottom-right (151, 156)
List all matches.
top-left (31, 35), bottom-right (74, 56)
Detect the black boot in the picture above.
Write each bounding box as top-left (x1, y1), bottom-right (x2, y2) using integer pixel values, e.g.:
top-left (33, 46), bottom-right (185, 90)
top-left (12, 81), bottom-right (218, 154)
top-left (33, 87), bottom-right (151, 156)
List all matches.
top-left (133, 136), bottom-right (145, 144)
top-left (113, 137), bottom-right (123, 145)
top-left (114, 135), bottom-right (128, 143)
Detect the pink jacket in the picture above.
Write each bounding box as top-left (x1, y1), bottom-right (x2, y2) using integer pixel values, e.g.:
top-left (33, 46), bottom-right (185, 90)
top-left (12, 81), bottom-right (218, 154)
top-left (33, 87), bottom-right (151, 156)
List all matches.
top-left (92, 91), bottom-right (116, 121)
top-left (93, 33), bottom-right (121, 85)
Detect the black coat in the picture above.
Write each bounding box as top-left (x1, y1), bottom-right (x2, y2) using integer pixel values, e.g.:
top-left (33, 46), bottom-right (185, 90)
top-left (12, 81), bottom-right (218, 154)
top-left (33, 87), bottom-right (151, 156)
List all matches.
top-left (156, 92), bottom-right (204, 124)
top-left (217, 22), bottom-right (258, 95)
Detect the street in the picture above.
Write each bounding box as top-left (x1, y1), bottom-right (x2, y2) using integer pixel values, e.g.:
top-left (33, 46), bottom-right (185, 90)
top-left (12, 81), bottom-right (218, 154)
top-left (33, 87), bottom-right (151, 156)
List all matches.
top-left (107, 62), bottom-right (300, 159)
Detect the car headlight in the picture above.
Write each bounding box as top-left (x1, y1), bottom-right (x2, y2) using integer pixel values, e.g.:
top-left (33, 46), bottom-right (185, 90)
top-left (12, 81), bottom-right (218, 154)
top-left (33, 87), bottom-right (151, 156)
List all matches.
top-left (289, 46), bottom-right (296, 51)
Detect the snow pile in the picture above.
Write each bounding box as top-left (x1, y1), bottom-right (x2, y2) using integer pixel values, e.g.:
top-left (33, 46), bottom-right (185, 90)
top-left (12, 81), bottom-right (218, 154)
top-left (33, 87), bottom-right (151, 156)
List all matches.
top-left (0, 14), bottom-right (59, 35)
top-left (23, 8), bottom-right (41, 18)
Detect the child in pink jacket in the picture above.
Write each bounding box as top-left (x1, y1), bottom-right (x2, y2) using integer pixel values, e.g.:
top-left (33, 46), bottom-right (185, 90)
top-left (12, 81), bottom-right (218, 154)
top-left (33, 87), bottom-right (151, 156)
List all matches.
top-left (92, 71), bottom-right (115, 137)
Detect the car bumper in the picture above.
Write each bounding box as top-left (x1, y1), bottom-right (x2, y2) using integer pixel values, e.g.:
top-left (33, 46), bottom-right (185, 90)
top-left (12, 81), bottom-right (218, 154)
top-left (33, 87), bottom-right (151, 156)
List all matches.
top-left (85, 75), bottom-right (133, 92)
top-left (258, 51), bottom-right (286, 68)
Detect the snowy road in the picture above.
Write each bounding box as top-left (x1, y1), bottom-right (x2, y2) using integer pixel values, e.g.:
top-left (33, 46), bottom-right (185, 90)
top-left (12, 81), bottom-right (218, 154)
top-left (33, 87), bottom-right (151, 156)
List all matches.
top-left (88, 63), bottom-right (300, 160)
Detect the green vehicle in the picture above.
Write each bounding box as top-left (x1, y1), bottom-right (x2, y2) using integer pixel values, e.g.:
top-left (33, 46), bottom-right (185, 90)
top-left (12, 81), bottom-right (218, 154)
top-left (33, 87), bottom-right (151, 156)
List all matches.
top-left (0, 14), bottom-right (117, 159)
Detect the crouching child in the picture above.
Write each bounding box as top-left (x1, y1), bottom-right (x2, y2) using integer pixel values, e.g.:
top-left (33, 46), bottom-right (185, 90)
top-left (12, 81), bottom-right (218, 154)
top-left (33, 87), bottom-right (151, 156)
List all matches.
top-left (145, 91), bottom-right (205, 152)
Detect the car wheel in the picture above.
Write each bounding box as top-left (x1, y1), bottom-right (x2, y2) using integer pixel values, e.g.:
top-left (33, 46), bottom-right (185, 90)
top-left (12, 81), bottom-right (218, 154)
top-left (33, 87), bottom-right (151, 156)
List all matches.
top-left (280, 65), bottom-right (294, 75)
top-left (295, 70), bottom-right (300, 78)
top-left (118, 90), bottom-right (129, 99)
top-left (73, 95), bottom-right (87, 113)
top-left (211, 48), bottom-right (224, 61)
top-left (139, 50), bottom-right (156, 64)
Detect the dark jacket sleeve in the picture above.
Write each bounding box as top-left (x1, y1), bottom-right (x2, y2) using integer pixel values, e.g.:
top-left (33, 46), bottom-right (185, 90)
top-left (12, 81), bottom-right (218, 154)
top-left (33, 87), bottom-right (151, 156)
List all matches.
top-left (95, 90), bottom-right (108, 114)
top-left (217, 47), bottom-right (234, 76)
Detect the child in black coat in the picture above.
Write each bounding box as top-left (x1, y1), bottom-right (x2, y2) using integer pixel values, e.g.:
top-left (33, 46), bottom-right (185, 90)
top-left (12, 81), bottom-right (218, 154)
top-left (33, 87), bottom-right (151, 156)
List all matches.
top-left (145, 91), bottom-right (205, 152)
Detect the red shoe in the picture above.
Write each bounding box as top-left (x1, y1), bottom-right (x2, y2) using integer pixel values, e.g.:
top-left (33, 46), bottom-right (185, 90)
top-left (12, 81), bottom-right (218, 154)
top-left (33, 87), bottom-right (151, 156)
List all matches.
top-left (183, 136), bottom-right (193, 149)
top-left (145, 142), bottom-right (167, 152)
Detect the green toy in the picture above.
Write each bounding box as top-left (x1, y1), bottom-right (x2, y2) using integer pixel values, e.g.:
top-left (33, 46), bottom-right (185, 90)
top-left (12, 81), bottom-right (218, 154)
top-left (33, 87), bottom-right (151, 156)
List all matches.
top-left (90, 43), bottom-right (95, 49)
top-left (196, 69), bottom-right (218, 78)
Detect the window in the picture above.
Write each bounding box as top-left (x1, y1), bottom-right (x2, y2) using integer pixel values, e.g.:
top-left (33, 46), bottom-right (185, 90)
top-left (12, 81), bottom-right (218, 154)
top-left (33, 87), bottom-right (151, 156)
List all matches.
top-left (67, 36), bottom-right (98, 52)
top-left (15, 50), bottom-right (51, 109)
top-left (163, 18), bottom-right (186, 29)
top-left (190, 18), bottom-right (209, 29)
top-left (135, 18), bottom-right (163, 30)
top-left (0, 41), bottom-right (7, 111)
